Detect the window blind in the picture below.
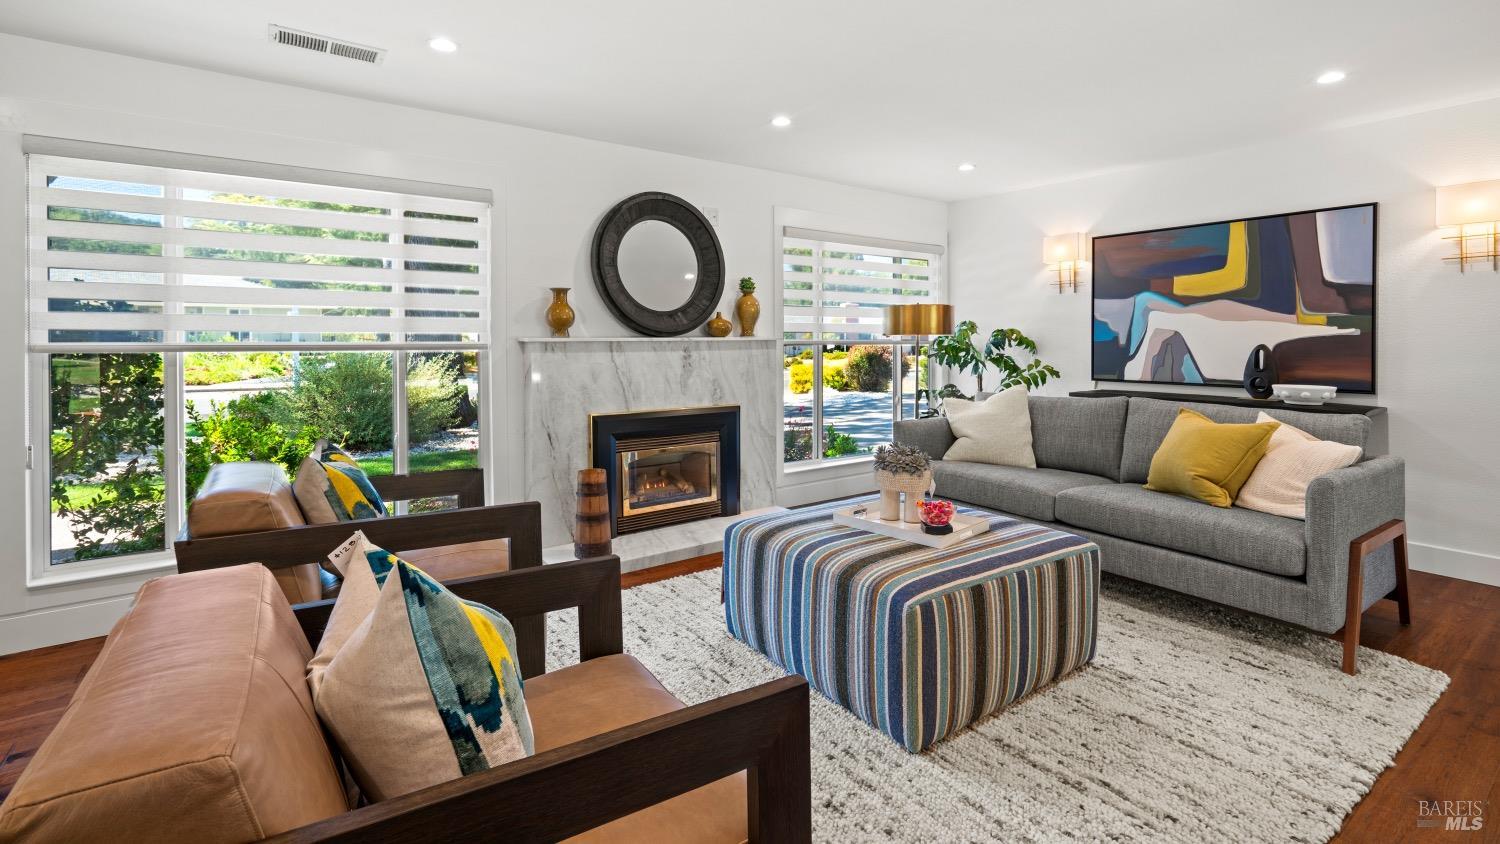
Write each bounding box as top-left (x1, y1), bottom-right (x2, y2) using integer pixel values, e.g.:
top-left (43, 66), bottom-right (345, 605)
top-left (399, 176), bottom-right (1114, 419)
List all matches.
top-left (26, 148), bottom-right (491, 351)
top-left (781, 228), bottom-right (943, 341)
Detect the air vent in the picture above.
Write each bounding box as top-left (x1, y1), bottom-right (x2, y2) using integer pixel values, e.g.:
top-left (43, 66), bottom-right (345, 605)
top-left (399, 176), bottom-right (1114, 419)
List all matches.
top-left (269, 24), bottom-right (386, 64)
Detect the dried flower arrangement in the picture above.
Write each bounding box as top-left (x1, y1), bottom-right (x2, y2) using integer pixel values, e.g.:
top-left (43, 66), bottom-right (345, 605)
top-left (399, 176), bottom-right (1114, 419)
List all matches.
top-left (872, 444), bottom-right (931, 476)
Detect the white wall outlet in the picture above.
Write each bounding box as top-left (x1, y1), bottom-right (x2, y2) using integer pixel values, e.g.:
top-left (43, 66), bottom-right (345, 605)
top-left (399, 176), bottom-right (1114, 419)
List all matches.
top-left (702, 206), bottom-right (719, 227)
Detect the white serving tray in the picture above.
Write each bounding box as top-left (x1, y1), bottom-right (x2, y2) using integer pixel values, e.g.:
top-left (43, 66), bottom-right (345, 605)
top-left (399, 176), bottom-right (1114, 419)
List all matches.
top-left (831, 505), bottom-right (991, 549)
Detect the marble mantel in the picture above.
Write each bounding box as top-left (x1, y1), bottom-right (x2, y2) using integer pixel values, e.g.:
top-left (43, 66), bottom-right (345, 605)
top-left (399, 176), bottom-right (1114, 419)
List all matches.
top-left (519, 337), bottom-right (781, 547)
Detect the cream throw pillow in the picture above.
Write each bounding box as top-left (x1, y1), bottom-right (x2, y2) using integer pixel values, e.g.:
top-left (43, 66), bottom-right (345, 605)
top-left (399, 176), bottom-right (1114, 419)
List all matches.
top-left (1235, 412), bottom-right (1362, 519)
top-left (942, 386), bottom-right (1036, 468)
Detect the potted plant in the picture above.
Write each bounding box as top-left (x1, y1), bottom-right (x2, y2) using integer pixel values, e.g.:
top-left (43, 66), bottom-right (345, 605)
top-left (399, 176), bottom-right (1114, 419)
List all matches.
top-left (929, 319), bottom-right (1060, 399)
top-left (736, 277), bottom-right (760, 336)
top-left (872, 444), bottom-right (931, 523)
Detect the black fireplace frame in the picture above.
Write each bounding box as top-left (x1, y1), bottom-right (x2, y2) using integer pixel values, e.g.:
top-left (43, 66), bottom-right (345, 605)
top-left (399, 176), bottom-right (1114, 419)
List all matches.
top-left (589, 406), bottom-right (741, 537)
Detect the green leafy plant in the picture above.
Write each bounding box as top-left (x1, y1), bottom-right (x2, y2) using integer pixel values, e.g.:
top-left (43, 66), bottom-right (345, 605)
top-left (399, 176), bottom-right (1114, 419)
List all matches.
top-left (984, 327), bottom-right (1061, 391)
top-left (928, 320), bottom-right (1059, 394)
top-left (184, 349), bottom-right (290, 386)
top-left (739, 276), bottom-right (756, 293)
top-left (184, 391), bottom-right (319, 499)
top-left (49, 354), bottom-right (167, 561)
top-left (844, 345), bottom-right (893, 392)
top-left (823, 425), bottom-right (861, 458)
top-left (822, 365), bottom-right (850, 392)
top-left (285, 353), bottom-right (463, 450)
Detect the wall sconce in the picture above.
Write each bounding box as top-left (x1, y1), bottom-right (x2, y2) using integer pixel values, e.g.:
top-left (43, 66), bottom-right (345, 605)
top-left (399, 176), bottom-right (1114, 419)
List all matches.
top-left (1043, 233), bottom-right (1088, 292)
top-left (1436, 179), bottom-right (1500, 272)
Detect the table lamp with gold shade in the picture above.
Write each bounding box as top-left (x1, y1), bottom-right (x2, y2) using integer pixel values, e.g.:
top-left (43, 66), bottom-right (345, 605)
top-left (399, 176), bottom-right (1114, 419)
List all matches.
top-left (884, 303), bottom-right (954, 417)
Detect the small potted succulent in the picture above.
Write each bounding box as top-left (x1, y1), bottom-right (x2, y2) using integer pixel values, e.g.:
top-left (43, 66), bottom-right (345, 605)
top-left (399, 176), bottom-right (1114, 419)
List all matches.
top-left (736, 276), bottom-right (760, 336)
top-left (872, 444), bottom-right (931, 523)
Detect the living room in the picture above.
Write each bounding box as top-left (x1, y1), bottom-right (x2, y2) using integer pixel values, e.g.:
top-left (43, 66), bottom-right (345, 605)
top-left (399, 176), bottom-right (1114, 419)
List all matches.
top-left (0, 3), bottom-right (1496, 842)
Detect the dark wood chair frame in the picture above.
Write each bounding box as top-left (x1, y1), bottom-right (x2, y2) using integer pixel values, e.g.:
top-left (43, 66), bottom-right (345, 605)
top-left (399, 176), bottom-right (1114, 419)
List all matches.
top-left (177, 493), bottom-right (813, 841)
top-left (1338, 518), bottom-right (1412, 675)
top-left (173, 473), bottom-right (555, 670)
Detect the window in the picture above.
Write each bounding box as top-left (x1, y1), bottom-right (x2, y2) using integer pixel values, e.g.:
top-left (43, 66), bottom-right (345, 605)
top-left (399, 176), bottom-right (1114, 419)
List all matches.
top-left (26, 139), bottom-right (491, 572)
top-left (780, 227), bottom-right (943, 465)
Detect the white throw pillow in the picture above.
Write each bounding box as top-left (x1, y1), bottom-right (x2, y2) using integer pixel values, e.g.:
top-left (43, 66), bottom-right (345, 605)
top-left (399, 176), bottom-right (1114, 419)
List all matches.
top-left (942, 386), bottom-right (1036, 468)
top-left (1235, 412), bottom-right (1362, 519)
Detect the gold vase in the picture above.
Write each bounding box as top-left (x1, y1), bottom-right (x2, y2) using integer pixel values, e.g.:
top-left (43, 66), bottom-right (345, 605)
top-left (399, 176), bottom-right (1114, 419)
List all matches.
top-left (706, 311), bottom-right (732, 337)
top-left (546, 287), bottom-right (575, 337)
top-left (736, 291), bottom-right (760, 337)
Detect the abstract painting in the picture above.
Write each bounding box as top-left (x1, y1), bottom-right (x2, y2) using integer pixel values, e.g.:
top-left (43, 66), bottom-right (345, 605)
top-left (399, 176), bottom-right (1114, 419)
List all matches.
top-left (1091, 204), bottom-right (1376, 393)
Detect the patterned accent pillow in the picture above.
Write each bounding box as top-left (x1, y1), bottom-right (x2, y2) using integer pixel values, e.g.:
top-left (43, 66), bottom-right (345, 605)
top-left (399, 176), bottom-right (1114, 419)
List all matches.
top-left (293, 440), bottom-right (387, 523)
top-left (310, 533), bottom-right (533, 801)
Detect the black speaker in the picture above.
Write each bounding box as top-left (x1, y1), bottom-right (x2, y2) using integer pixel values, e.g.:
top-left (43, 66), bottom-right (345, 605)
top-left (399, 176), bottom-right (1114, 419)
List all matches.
top-left (1242, 344), bottom-right (1277, 399)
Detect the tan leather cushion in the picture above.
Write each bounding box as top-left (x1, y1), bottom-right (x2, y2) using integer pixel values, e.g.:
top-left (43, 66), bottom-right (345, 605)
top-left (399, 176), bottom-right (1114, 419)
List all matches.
top-left (0, 565), bottom-right (348, 843)
top-left (188, 462), bottom-right (307, 536)
top-left (188, 462), bottom-right (327, 604)
top-left (395, 538), bottom-right (510, 581)
top-left (525, 655), bottom-right (747, 844)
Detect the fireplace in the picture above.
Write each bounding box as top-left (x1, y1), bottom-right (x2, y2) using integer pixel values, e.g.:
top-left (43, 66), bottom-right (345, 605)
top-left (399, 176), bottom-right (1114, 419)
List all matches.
top-left (590, 406), bottom-right (740, 536)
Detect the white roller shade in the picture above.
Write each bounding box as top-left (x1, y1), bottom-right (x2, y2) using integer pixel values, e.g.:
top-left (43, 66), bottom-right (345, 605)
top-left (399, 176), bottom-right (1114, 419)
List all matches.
top-left (781, 229), bottom-right (943, 342)
top-left (26, 148), bottom-right (491, 351)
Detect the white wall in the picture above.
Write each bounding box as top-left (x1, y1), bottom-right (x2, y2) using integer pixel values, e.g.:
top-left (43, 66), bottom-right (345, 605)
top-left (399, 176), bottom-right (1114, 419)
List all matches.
top-left (0, 34), bottom-right (946, 653)
top-left (948, 96), bottom-right (1500, 586)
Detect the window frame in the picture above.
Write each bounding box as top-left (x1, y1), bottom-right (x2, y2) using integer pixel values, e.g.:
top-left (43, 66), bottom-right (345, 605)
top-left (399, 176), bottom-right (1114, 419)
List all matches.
top-left (22, 140), bottom-right (494, 587)
top-left (27, 348), bottom-right (488, 586)
top-left (778, 225), bottom-right (943, 473)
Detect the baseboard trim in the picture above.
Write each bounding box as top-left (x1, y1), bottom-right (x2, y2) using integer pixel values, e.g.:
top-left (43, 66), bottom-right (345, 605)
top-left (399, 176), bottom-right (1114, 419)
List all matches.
top-left (1409, 541), bottom-right (1499, 587)
top-left (0, 595), bottom-right (134, 656)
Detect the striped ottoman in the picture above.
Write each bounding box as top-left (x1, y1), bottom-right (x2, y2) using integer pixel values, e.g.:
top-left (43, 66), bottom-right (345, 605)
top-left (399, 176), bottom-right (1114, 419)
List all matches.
top-left (723, 496), bottom-right (1100, 752)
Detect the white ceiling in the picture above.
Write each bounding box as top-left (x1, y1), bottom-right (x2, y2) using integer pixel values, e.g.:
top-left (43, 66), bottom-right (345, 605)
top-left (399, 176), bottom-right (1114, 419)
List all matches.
top-left (3, 0), bottom-right (1499, 201)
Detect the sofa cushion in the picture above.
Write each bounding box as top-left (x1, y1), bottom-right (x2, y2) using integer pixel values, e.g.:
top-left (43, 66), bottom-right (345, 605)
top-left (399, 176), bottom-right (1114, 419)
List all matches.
top-left (293, 441), bottom-right (387, 524)
top-left (188, 461), bottom-right (331, 604)
top-left (525, 654), bottom-right (747, 843)
top-left (933, 461), bottom-right (1115, 522)
top-left (0, 565), bottom-right (347, 843)
top-left (1055, 484), bottom-right (1307, 577)
top-left (188, 461), bottom-right (307, 535)
top-left (942, 386), bottom-right (1036, 467)
top-left (396, 538), bottom-right (510, 582)
top-left (1143, 408), bottom-right (1279, 508)
top-left (1029, 396), bottom-right (1130, 480)
top-left (1119, 397), bottom-right (1371, 483)
top-left (313, 547), bottom-right (533, 802)
top-left (1236, 412), bottom-right (1363, 519)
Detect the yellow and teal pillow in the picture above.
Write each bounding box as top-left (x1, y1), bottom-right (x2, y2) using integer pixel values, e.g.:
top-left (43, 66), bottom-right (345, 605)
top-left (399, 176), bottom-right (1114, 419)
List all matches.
top-left (1144, 408), bottom-right (1279, 508)
top-left (310, 532), bottom-right (533, 801)
top-left (293, 440), bottom-right (387, 524)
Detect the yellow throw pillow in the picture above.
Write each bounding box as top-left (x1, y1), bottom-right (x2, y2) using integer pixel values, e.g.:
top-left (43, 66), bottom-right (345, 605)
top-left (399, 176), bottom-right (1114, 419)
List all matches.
top-left (1144, 408), bottom-right (1279, 507)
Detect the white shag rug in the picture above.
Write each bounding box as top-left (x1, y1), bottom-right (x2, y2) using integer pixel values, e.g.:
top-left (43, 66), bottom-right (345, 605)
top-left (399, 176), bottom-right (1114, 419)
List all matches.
top-left (546, 571), bottom-right (1447, 843)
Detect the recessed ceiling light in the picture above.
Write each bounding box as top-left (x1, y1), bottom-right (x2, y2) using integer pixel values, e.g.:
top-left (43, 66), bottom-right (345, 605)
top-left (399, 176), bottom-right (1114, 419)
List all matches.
top-left (770, 115), bottom-right (793, 128)
top-left (957, 162), bottom-right (976, 173)
top-left (428, 36), bottom-right (459, 53)
top-left (1316, 69), bottom-right (1346, 85)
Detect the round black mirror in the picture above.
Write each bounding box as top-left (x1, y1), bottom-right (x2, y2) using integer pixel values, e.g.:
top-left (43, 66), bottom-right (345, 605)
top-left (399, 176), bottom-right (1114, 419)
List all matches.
top-left (591, 192), bottom-right (725, 336)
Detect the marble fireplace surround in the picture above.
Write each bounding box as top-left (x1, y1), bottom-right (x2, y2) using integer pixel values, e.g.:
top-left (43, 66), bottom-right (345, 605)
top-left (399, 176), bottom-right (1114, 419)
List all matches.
top-left (519, 337), bottom-right (781, 548)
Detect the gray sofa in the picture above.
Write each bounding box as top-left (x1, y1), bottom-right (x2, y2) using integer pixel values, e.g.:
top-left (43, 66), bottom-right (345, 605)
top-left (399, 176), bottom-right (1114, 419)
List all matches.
top-left (893, 395), bottom-right (1405, 643)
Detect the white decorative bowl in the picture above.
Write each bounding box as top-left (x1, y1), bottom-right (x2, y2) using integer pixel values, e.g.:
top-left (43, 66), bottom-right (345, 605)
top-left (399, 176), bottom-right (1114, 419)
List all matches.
top-left (1272, 384), bottom-right (1338, 405)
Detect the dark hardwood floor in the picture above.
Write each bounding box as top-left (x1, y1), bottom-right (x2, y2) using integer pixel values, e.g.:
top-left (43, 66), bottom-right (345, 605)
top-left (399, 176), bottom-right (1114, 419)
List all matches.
top-left (2, 563), bottom-right (1495, 841)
